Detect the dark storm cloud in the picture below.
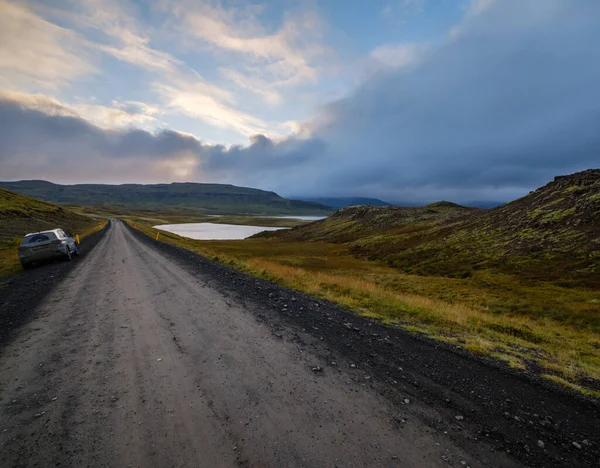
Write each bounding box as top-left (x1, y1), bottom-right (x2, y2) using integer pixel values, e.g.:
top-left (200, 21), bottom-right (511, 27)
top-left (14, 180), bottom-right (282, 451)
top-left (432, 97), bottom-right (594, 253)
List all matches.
top-left (0, 96), bottom-right (210, 183)
top-left (279, 0), bottom-right (600, 201)
top-left (0, 99), bottom-right (202, 160)
top-left (0, 95), bottom-right (326, 184)
top-left (199, 0), bottom-right (600, 201)
top-left (202, 135), bottom-right (323, 174)
top-left (1, 0), bottom-right (599, 202)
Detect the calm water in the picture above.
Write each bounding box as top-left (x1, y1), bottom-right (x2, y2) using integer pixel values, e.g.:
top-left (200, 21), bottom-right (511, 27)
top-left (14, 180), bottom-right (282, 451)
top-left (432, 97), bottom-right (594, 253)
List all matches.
top-left (274, 216), bottom-right (327, 221)
top-left (205, 215), bottom-right (327, 221)
top-left (154, 223), bottom-right (287, 240)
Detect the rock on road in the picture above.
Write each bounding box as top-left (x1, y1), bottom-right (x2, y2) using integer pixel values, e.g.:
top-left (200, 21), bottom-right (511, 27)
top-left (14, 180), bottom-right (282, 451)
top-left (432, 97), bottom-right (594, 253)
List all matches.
top-left (0, 220), bottom-right (596, 467)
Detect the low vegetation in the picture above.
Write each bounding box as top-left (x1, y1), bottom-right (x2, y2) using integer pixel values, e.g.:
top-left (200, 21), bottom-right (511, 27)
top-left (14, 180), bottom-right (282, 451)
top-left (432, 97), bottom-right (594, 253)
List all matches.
top-left (127, 170), bottom-right (600, 397)
top-left (0, 188), bottom-right (107, 276)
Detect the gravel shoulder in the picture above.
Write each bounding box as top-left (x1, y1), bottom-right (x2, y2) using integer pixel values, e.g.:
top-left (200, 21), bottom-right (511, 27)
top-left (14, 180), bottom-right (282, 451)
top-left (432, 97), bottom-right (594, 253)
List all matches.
top-left (0, 219), bottom-right (597, 468)
top-left (0, 221), bottom-right (110, 347)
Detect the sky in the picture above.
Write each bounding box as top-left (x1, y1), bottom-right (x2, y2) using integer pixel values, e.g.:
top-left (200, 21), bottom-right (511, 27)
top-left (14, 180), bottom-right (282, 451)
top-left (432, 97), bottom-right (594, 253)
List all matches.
top-left (0, 0), bottom-right (598, 204)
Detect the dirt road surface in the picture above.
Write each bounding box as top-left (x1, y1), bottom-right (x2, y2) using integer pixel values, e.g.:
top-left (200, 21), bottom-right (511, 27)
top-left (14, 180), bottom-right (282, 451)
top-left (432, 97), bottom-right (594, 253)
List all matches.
top-left (0, 220), bottom-right (597, 467)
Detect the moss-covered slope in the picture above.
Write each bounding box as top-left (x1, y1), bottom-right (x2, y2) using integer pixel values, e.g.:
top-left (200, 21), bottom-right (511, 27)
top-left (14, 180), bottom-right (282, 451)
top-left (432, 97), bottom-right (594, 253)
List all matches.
top-left (271, 170), bottom-right (600, 285)
top-left (0, 188), bottom-right (101, 243)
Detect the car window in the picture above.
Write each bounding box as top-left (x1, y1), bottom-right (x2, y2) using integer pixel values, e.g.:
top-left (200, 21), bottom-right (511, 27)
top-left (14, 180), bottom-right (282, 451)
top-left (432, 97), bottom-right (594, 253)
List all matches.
top-left (22, 234), bottom-right (50, 245)
top-left (58, 230), bottom-right (66, 238)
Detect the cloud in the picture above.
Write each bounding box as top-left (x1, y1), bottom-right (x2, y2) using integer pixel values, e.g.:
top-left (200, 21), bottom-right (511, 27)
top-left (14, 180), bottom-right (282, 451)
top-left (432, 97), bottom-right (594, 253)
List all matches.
top-left (36, 0), bottom-right (182, 73)
top-left (6, 0), bottom-right (330, 142)
top-left (169, 1), bottom-right (327, 104)
top-left (71, 101), bottom-right (162, 129)
top-left (219, 68), bottom-right (283, 106)
top-left (0, 94), bottom-right (203, 183)
top-left (0, 91), bottom-right (320, 186)
top-left (56, 0), bottom-right (309, 138)
top-left (0, 91), bottom-right (162, 130)
top-left (153, 79), bottom-right (277, 138)
top-left (197, 0), bottom-right (600, 202)
top-left (0, 1), bottom-right (95, 90)
top-left (184, 6), bottom-right (321, 82)
top-left (370, 44), bottom-right (426, 69)
top-left (27, 0), bottom-right (289, 140)
top-left (2, 0), bottom-right (598, 204)
top-left (96, 34), bottom-right (181, 73)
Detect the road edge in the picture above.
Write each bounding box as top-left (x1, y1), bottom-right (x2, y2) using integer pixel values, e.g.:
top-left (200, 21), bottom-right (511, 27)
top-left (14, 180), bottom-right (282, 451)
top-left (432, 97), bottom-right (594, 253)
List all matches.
top-left (0, 220), bottom-right (112, 348)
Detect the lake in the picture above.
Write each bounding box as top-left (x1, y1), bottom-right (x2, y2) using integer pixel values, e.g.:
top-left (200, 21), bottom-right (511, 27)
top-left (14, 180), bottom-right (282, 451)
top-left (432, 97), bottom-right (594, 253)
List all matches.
top-left (154, 223), bottom-right (288, 240)
top-left (205, 215), bottom-right (327, 221)
top-left (274, 216), bottom-right (326, 221)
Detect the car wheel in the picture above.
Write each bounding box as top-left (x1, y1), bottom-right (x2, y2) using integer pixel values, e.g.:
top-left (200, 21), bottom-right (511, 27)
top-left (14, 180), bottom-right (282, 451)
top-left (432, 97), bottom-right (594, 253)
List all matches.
top-left (73, 244), bottom-right (80, 256)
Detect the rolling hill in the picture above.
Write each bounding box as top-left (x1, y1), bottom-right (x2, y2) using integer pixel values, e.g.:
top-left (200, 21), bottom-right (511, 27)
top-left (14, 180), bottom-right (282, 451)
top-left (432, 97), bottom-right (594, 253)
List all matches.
top-left (269, 169), bottom-right (600, 286)
top-left (0, 180), bottom-right (333, 215)
top-left (272, 201), bottom-right (475, 243)
top-left (0, 188), bottom-right (102, 244)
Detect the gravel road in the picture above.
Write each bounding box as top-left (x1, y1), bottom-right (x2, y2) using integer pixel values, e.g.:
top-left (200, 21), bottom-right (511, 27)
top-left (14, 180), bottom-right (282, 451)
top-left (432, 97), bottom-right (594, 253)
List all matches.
top-left (0, 220), bottom-right (597, 468)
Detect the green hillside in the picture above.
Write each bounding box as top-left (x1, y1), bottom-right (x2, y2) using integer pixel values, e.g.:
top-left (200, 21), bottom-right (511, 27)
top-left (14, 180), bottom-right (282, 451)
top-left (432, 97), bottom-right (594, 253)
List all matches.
top-left (0, 180), bottom-right (333, 215)
top-left (271, 201), bottom-right (475, 243)
top-left (0, 188), bottom-right (106, 275)
top-left (274, 170), bottom-right (600, 286)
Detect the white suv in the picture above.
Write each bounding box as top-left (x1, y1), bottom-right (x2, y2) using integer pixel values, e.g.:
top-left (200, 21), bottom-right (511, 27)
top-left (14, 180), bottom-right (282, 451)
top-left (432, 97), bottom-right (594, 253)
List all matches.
top-left (18, 228), bottom-right (79, 269)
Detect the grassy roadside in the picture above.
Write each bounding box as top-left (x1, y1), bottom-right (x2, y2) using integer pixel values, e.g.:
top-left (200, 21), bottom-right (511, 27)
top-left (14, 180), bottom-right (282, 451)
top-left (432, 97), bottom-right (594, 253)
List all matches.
top-left (0, 220), bottom-right (108, 277)
top-left (0, 188), bottom-right (108, 277)
top-left (127, 219), bottom-right (600, 398)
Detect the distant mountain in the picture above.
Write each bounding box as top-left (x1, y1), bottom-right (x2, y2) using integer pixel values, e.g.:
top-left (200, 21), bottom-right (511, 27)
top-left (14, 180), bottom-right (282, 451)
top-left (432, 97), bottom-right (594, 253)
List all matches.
top-left (263, 169), bottom-right (600, 286)
top-left (297, 197), bottom-right (391, 209)
top-left (0, 180), bottom-right (333, 215)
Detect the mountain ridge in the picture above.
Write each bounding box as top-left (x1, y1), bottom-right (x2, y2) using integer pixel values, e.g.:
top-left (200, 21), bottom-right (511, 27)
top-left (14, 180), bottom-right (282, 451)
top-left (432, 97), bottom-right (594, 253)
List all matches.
top-left (0, 180), bottom-right (333, 215)
top-left (296, 197), bottom-right (391, 209)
